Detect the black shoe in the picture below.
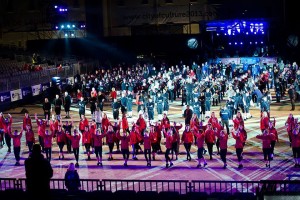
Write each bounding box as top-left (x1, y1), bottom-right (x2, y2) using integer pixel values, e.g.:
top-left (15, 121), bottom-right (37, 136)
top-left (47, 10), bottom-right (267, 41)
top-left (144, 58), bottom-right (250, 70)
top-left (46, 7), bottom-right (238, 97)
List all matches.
top-left (152, 156), bottom-right (155, 161)
top-left (170, 162), bottom-right (174, 167)
top-left (203, 162), bottom-right (207, 167)
top-left (75, 163), bottom-right (79, 167)
top-left (62, 155), bottom-right (64, 160)
top-left (223, 164), bottom-right (227, 169)
top-left (238, 164), bottom-right (243, 169)
top-left (210, 156), bottom-right (212, 160)
top-left (133, 157), bottom-right (138, 160)
top-left (59, 156), bottom-right (61, 160)
top-left (88, 156), bottom-right (91, 160)
top-left (166, 163), bottom-right (169, 168)
top-left (15, 162), bottom-right (20, 166)
top-left (8, 149), bottom-right (11, 153)
top-left (124, 163), bottom-right (128, 167)
top-left (97, 162), bottom-right (100, 166)
top-left (197, 164), bottom-right (201, 168)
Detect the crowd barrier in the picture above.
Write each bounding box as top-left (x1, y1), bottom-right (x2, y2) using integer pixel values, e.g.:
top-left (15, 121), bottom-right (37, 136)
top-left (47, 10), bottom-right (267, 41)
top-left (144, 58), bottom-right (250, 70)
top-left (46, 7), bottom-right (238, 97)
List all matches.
top-left (1, 178), bottom-right (300, 195)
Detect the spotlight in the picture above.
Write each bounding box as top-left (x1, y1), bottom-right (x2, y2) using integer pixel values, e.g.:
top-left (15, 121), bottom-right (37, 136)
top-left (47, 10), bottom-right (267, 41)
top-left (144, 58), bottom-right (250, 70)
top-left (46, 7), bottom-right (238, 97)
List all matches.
top-left (54, 5), bottom-right (58, 8)
top-left (67, 25), bottom-right (70, 28)
top-left (72, 24), bottom-right (75, 28)
top-left (65, 33), bottom-right (68, 37)
top-left (55, 26), bottom-right (58, 30)
top-left (71, 33), bottom-right (75, 37)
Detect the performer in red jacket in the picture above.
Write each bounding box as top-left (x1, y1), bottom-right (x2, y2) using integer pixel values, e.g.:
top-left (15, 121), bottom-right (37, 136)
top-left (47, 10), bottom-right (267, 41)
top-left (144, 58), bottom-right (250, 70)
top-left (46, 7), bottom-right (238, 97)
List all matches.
top-left (130, 125), bottom-right (142, 160)
top-left (93, 129), bottom-right (106, 166)
top-left (216, 129), bottom-right (228, 169)
top-left (164, 128), bottom-right (174, 168)
top-left (117, 130), bottom-right (130, 167)
top-left (256, 129), bottom-right (274, 168)
top-left (193, 127), bottom-right (207, 168)
top-left (56, 124), bottom-right (66, 160)
top-left (41, 130), bottom-right (55, 162)
top-left (150, 125), bottom-right (160, 160)
top-left (35, 113), bottom-right (47, 152)
top-left (291, 124), bottom-right (300, 167)
top-left (79, 115), bottom-right (89, 134)
top-left (106, 125), bottom-right (115, 160)
top-left (285, 113), bottom-right (295, 147)
top-left (101, 113), bottom-right (111, 134)
top-left (268, 121), bottom-right (278, 159)
top-left (25, 124), bottom-right (35, 154)
top-left (66, 129), bottom-right (81, 167)
top-left (8, 129), bottom-right (23, 166)
top-left (143, 130), bottom-right (152, 167)
top-left (23, 112), bottom-right (32, 130)
top-left (205, 123), bottom-right (215, 160)
top-left (233, 112), bottom-right (244, 130)
top-left (232, 128), bottom-right (245, 169)
top-left (260, 111), bottom-right (270, 133)
top-left (82, 126), bottom-right (92, 160)
top-left (181, 125), bottom-right (194, 161)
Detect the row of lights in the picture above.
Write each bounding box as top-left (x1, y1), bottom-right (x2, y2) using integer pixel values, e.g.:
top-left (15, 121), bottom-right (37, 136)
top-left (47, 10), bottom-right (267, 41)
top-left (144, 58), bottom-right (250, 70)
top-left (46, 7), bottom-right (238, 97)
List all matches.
top-left (228, 41), bottom-right (264, 45)
top-left (55, 23), bottom-right (85, 30)
top-left (54, 5), bottom-right (68, 12)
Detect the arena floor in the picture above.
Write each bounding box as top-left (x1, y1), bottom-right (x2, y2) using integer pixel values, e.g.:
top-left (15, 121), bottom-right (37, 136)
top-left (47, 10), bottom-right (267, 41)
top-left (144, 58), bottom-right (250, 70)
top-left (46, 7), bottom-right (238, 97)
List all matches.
top-left (0, 91), bottom-right (300, 182)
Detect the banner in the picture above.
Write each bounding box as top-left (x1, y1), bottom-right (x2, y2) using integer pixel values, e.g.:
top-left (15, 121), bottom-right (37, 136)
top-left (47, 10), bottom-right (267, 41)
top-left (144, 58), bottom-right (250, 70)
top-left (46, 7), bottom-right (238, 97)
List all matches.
top-left (0, 91), bottom-right (11, 103)
top-left (22, 86), bottom-right (32, 99)
top-left (10, 89), bottom-right (22, 102)
top-left (111, 3), bottom-right (217, 26)
top-left (32, 84), bottom-right (42, 96)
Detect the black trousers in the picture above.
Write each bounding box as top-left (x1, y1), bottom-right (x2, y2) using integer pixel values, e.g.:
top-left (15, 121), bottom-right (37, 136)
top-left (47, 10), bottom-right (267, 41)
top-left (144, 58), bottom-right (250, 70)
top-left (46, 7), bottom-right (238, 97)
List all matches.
top-left (220, 149), bottom-right (227, 164)
top-left (14, 146), bottom-right (21, 161)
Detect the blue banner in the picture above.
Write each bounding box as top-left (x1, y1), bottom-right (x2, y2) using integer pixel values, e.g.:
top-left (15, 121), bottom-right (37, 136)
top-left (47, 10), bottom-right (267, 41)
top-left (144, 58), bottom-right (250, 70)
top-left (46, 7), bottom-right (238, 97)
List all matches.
top-left (22, 86), bottom-right (32, 99)
top-left (0, 91), bottom-right (11, 104)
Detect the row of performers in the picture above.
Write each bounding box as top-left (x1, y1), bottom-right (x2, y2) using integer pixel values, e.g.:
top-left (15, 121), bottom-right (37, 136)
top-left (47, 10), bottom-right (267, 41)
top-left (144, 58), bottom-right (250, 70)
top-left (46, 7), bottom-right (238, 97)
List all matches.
top-left (3, 112), bottom-right (298, 170)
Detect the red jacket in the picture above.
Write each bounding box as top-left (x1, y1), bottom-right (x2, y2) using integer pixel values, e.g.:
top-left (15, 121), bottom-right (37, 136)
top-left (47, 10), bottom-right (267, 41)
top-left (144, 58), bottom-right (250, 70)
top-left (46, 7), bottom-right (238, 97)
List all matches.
top-left (3, 116), bottom-right (13, 134)
top-left (117, 132), bottom-right (130, 150)
top-left (136, 118), bottom-right (146, 130)
top-left (181, 131), bottom-right (193, 144)
top-left (121, 117), bottom-right (129, 131)
top-left (42, 132), bottom-right (54, 148)
top-left (56, 130), bottom-right (66, 143)
top-left (205, 129), bottom-right (215, 144)
top-left (150, 131), bottom-right (159, 144)
top-left (79, 118), bottom-right (89, 131)
top-left (208, 117), bottom-right (219, 128)
top-left (232, 132), bottom-right (244, 149)
top-left (269, 127), bottom-right (278, 142)
top-left (165, 133), bottom-right (173, 149)
top-left (110, 91), bottom-right (117, 99)
top-left (130, 130), bottom-right (142, 145)
top-left (36, 119), bottom-right (47, 136)
top-left (233, 117), bottom-right (244, 130)
top-left (256, 134), bottom-right (273, 148)
top-left (23, 117), bottom-right (32, 129)
top-left (66, 134), bottom-right (81, 148)
top-left (90, 124), bottom-right (96, 135)
top-left (194, 130), bottom-right (205, 148)
top-left (143, 136), bottom-right (151, 150)
top-left (286, 117), bottom-right (295, 132)
top-left (216, 131), bottom-right (228, 149)
top-left (9, 131), bottom-right (22, 147)
top-left (50, 120), bottom-right (59, 133)
top-left (82, 130), bottom-right (92, 144)
top-left (260, 117), bottom-right (270, 130)
top-left (101, 118), bottom-right (111, 132)
top-left (25, 129), bottom-right (35, 143)
top-left (93, 133), bottom-right (106, 147)
top-left (0, 116), bottom-right (4, 129)
top-left (106, 131), bottom-right (115, 144)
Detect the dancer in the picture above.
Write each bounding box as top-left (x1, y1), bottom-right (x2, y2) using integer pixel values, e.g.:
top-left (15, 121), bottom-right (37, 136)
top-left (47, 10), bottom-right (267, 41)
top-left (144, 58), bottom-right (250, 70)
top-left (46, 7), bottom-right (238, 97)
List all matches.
top-left (117, 131), bottom-right (130, 167)
top-left (285, 113), bottom-right (295, 147)
top-left (66, 129), bottom-right (81, 167)
top-left (2, 113), bottom-right (13, 153)
top-left (268, 120), bottom-right (278, 159)
top-left (150, 125), bottom-right (160, 161)
top-left (260, 111), bottom-right (270, 133)
top-left (82, 126), bottom-right (92, 160)
top-left (216, 129), bottom-right (228, 169)
top-left (163, 128), bottom-right (174, 168)
top-left (291, 123), bottom-right (300, 167)
top-left (25, 124), bottom-right (35, 154)
top-left (63, 117), bottom-right (73, 154)
top-left (79, 114), bottom-right (89, 134)
top-left (143, 130), bottom-right (152, 167)
top-left (35, 113), bottom-right (47, 152)
top-left (23, 112), bottom-right (32, 130)
top-left (205, 123), bottom-right (215, 160)
top-left (181, 125), bottom-right (193, 161)
top-left (193, 127), bottom-right (207, 168)
top-left (256, 129), bottom-right (274, 168)
top-left (41, 130), bottom-right (54, 162)
top-left (8, 128), bottom-right (23, 166)
top-left (93, 129), bottom-right (106, 166)
top-left (232, 128), bottom-right (245, 169)
top-left (56, 124), bottom-right (66, 160)
top-left (106, 125), bottom-right (115, 160)
top-left (130, 125), bottom-right (142, 160)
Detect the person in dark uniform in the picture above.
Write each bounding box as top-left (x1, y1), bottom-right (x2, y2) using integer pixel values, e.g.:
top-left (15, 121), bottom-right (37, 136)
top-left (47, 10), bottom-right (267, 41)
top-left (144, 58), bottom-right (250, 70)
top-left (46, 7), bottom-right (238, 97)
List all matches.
top-left (53, 94), bottom-right (62, 119)
top-left (146, 98), bottom-right (155, 122)
top-left (205, 88), bottom-right (212, 118)
top-left (112, 98), bottom-right (121, 120)
top-left (288, 85), bottom-right (296, 111)
top-left (199, 92), bottom-right (206, 122)
top-left (120, 93), bottom-right (128, 115)
top-left (163, 89), bottom-right (169, 115)
top-left (193, 97), bottom-right (201, 119)
top-left (181, 85), bottom-right (187, 106)
top-left (127, 91), bottom-right (134, 118)
top-left (156, 92), bottom-right (164, 120)
top-left (274, 79), bottom-right (282, 103)
top-left (220, 105), bottom-right (230, 134)
top-left (97, 91), bottom-right (105, 112)
top-left (226, 97), bottom-right (235, 120)
top-left (63, 92), bottom-right (72, 119)
top-left (78, 97), bottom-right (86, 118)
top-left (184, 105), bottom-right (193, 125)
top-left (43, 98), bottom-right (51, 122)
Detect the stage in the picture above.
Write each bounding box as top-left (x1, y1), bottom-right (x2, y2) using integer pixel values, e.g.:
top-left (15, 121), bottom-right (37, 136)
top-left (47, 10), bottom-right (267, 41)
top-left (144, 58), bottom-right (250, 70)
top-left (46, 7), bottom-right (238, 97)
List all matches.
top-left (0, 93), bottom-right (299, 182)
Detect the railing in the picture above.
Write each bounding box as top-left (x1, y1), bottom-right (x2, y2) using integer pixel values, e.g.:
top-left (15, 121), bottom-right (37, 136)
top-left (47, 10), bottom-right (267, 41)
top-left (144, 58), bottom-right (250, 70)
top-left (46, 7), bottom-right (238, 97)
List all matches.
top-left (0, 65), bottom-right (76, 92)
top-left (1, 178), bottom-right (300, 195)
top-left (101, 179), bottom-right (189, 194)
top-left (191, 180), bottom-right (261, 195)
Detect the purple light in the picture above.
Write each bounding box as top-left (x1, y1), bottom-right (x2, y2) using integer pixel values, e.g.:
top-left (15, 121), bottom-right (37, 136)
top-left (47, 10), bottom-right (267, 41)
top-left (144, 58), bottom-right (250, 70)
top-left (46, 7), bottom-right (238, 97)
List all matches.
top-left (234, 42), bottom-right (237, 45)
top-left (229, 42), bottom-right (232, 45)
top-left (255, 42), bottom-right (258, 44)
top-left (261, 41), bottom-right (264, 44)
top-left (55, 26), bottom-right (58, 29)
top-left (240, 42), bottom-right (243, 45)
